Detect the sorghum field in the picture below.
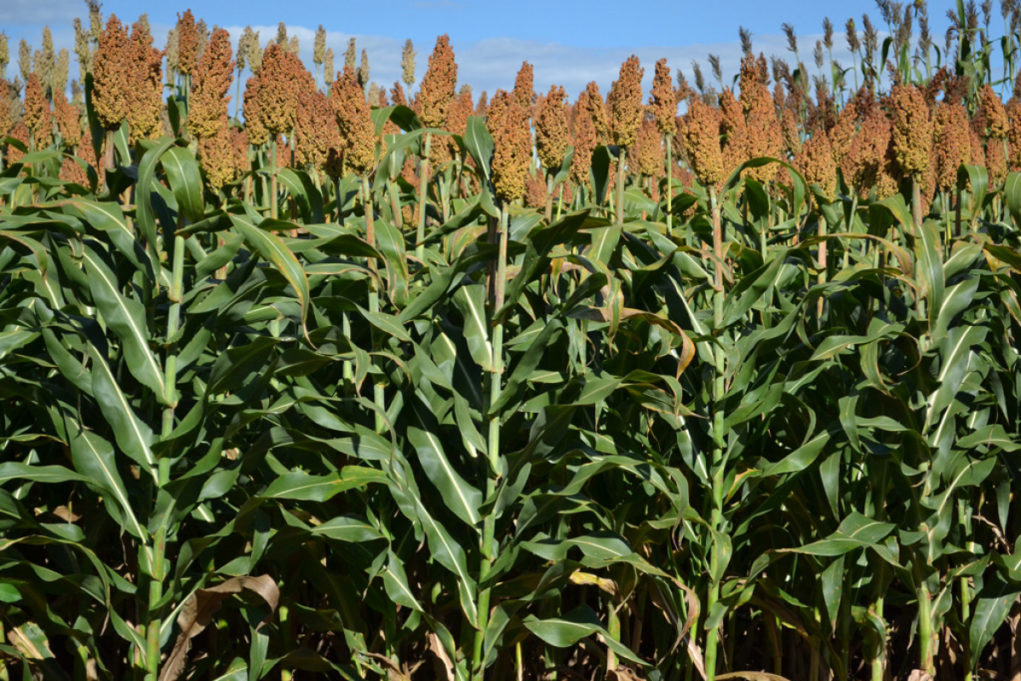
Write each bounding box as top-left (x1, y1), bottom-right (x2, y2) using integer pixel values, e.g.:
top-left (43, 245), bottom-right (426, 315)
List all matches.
top-left (0, 1), bottom-right (1020, 680)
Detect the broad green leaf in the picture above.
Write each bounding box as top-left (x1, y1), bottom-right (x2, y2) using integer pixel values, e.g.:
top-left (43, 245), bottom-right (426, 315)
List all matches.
top-left (68, 428), bottom-right (146, 540)
top-left (263, 466), bottom-right (386, 501)
top-left (0, 462), bottom-right (88, 485)
top-left (231, 214), bottom-right (310, 331)
top-left (969, 576), bottom-right (1018, 667)
top-left (793, 512), bottom-right (896, 557)
top-left (87, 344), bottom-right (156, 477)
top-left (462, 116), bottom-right (493, 181)
top-left (407, 425), bottom-right (482, 528)
top-left (523, 606), bottom-right (644, 665)
top-left (82, 245), bottom-right (167, 403)
top-left (161, 145), bottom-right (205, 223)
top-left (452, 284), bottom-right (492, 371)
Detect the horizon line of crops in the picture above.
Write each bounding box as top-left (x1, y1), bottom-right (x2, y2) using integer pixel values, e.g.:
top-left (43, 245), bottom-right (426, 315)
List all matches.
top-left (0, 1), bottom-right (1020, 680)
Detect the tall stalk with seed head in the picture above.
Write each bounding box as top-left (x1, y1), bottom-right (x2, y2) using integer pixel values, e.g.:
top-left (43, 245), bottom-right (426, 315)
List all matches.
top-left (415, 34), bottom-right (456, 262)
top-left (651, 58), bottom-right (678, 231)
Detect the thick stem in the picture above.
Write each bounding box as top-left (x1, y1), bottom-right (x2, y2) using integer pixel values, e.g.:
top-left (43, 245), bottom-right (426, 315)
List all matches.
top-left (911, 176), bottom-right (922, 233)
top-left (710, 185), bottom-right (723, 290)
top-left (544, 174), bottom-right (554, 223)
top-left (817, 212), bottom-right (827, 318)
top-left (616, 148), bottom-right (626, 229)
top-left (416, 133), bottom-right (432, 263)
top-left (473, 204), bottom-right (509, 681)
top-left (270, 139), bottom-right (278, 220)
top-left (361, 177), bottom-right (384, 433)
top-left (665, 134), bottom-right (673, 233)
top-left (918, 580), bottom-right (936, 676)
top-left (146, 217), bottom-right (185, 680)
top-left (103, 129), bottom-right (115, 193)
top-left (705, 185), bottom-right (726, 681)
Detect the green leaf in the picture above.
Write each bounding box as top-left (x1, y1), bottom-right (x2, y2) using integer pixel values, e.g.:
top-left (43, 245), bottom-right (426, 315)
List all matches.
top-left (263, 466), bottom-right (386, 501)
top-left (793, 512), bottom-right (896, 558)
top-left (87, 344), bottom-right (156, 478)
top-left (462, 116), bottom-right (493, 182)
top-left (161, 145), bottom-right (205, 223)
top-left (231, 214), bottom-right (310, 332)
top-left (0, 462), bottom-right (88, 485)
top-left (452, 284), bottom-right (492, 371)
top-left (523, 606), bottom-right (644, 665)
top-left (969, 575), bottom-right (1018, 667)
top-left (0, 583), bottom-right (20, 603)
top-left (67, 427), bottom-right (147, 540)
top-left (82, 245), bottom-right (168, 403)
top-left (407, 426), bottom-right (482, 528)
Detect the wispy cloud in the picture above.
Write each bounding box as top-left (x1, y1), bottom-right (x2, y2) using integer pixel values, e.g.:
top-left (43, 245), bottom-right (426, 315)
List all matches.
top-left (10, 15), bottom-right (850, 104)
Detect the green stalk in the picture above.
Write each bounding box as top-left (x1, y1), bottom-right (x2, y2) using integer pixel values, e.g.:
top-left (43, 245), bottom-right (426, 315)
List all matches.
top-left (362, 176), bottom-right (384, 433)
top-left (665, 134), bottom-right (673, 233)
top-left (959, 499), bottom-right (973, 681)
top-left (615, 149), bottom-right (626, 229)
top-left (270, 139), bottom-right (278, 220)
top-left (544, 174), bottom-right (554, 223)
top-left (911, 176), bottom-right (923, 232)
top-left (233, 70), bottom-right (242, 123)
top-left (388, 179), bottom-right (403, 228)
top-left (416, 133), bottom-right (432, 262)
top-left (607, 603), bottom-right (620, 673)
top-left (473, 204), bottom-right (508, 680)
top-left (705, 184), bottom-right (725, 681)
top-left (439, 165), bottom-right (451, 224)
top-left (918, 579), bottom-right (936, 676)
top-left (817, 212), bottom-right (827, 319)
top-left (145, 217), bottom-right (186, 680)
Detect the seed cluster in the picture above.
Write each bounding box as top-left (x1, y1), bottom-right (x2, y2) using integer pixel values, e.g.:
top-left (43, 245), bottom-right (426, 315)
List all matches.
top-left (330, 65), bottom-right (374, 176)
top-left (188, 28), bottom-right (234, 140)
top-left (535, 85), bottom-right (568, 173)
top-left (490, 90), bottom-right (531, 203)
top-left (608, 55), bottom-right (644, 149)
top-left (417, 35), bottom-right (456, 129)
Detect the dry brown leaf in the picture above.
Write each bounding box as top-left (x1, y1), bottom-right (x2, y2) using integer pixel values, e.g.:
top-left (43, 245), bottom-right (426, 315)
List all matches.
top-left (905, 670), bottom-right (934, 681)
top-left (717, 672), bottom-right (793, 681)
top-left (686, 635), bottom-right (707, 680)
top-left (608, 667), bottom-right (645, 680)
top-left (427, 632), bottom-right (456, 681)
top-left (157, 574), bottom-right (280, 681)
top-left (8, 625), bottom-right (53, 660)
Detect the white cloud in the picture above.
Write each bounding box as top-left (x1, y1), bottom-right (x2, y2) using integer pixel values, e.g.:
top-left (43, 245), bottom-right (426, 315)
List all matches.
top-left (9, 14), bottom-right (856, 107)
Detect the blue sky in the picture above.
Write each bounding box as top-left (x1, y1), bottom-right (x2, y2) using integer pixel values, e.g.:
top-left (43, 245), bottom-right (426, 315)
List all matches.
top-left (2, 1), bottom-right (960, 97)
